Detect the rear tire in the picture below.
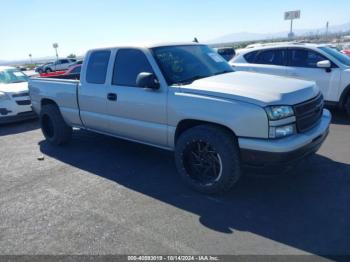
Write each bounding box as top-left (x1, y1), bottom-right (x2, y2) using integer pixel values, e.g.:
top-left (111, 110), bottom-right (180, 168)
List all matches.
top-left (345, 95), bottom-right (350, 116)
top-left (40, 104), bottom-right (72, 145)
top-left (175, 125), bottom-right (241, 194)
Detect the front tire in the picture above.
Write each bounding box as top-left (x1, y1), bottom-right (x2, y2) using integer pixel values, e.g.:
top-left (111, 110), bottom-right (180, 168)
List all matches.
top-left (345, 95), bottom-right (350, 116)
top-left (45, 68), bottom-right (53, 73)
top-left (175, 125), bottom-right (241, 194)
top-left (40, 104), bottom-right (72, 145)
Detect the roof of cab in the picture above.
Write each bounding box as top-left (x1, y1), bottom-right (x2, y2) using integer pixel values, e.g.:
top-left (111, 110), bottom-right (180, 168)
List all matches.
top-left (88, 42), bottom-right (204, 52)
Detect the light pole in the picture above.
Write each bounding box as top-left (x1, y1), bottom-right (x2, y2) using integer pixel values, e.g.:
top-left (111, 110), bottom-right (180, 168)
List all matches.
top-left (289, 19), bottom-right (294, 39)
top-left (52, 43), bottom-right (59, 61)
top-left (29, 53), bottom-right (32, 64)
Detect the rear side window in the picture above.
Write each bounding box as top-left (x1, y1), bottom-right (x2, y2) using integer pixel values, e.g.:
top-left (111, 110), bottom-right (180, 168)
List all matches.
top-left (112, 49), bottom-right (154, 87)
top-left (289, 49), bottom-right (326, 68)
top-left (255, 49), bottom-right (285, 65)
top-left (244, 51), bottom-right (258, 63)
top-left (86, 50), bottom-right (111, 84)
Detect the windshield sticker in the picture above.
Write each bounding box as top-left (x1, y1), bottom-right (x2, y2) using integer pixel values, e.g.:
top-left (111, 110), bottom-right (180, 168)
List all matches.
top-left (208, 53), bottom-right (225, 63)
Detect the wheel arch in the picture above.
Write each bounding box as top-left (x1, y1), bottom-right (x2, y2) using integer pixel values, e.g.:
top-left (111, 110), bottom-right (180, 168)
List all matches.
top-left (41, 98), bottom-right (58, 108)
top-left (339, 84), bottom-right (350, 108)
top-left (174, 119), bottom-right (237, 145)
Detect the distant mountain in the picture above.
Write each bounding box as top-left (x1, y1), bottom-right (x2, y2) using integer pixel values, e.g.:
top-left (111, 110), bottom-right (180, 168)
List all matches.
top-left (208, 22), bottom-right (350, 44)
top-left (0, 56), bottom-right (57, 66)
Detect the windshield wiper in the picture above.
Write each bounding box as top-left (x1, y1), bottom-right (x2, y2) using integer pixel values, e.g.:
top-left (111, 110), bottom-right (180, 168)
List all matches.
top-left (213, 70), bottom-right (233, 76)
top-left (173, 70), bottom-right (233, 86)
top-left (174, 75), bottom-right (209, 85)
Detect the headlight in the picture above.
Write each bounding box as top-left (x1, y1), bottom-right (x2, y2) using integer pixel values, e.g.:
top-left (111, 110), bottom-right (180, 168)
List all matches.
top-left (265, 106), bottom-right (294, 120)
top-left (269, 124), bottom-right (296, 138)
top-left (0, 92), bottom-right (10, 102)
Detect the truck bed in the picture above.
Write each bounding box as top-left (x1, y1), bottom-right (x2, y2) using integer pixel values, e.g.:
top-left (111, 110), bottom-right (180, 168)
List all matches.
top-left (40, 73), bottom-right (80, 80)
top-left (29, 77), bottom-right (82, 127)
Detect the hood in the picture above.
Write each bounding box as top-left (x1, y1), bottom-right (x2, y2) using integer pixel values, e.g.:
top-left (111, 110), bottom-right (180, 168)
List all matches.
top-left (178, 72), bottom-right (319, 107)
top-left (0, 82), bottom-right (28, 93)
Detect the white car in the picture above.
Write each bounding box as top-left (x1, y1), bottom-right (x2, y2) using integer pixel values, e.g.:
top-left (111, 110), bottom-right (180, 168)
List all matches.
top-left (0, 66), bottom-right (37, 124)
top-left (230, 43), bottom-right (350, 115)
top-left (43, 59), bottom-right (77, 73)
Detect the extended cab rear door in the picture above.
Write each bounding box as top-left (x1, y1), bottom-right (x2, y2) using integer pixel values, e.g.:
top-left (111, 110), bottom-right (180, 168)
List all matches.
top-left (78, 50), bottom-right (111, 132)
top-left (105, 48), bottom-right (168, 147)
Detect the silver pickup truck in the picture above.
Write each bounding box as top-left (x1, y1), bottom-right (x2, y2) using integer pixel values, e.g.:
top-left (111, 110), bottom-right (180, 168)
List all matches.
top-left (29, 43), bottom-right (331, 194)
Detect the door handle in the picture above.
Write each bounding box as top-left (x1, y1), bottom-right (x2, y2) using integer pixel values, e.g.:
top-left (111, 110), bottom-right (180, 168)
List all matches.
top-left (107, 93), bottom-right (117, 101)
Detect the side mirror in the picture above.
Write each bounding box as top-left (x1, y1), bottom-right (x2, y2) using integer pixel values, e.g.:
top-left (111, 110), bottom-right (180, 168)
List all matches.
top-left (317, 60), bottom-right (331, 69)
top-left (136, 72), bottom-right (160, 89)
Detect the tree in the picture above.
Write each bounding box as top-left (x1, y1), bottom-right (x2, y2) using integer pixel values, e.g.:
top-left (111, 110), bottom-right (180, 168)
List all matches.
top-left (67, 54), bottom-right (77, 59)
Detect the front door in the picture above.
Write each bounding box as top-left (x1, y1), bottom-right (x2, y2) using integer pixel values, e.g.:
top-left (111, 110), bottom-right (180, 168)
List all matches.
top-left (286, 48), bottom-right (341, 101)
top-left (106, 48), bottom-right (168, 147)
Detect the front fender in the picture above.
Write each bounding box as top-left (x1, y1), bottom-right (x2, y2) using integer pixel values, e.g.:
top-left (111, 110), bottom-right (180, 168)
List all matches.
top-left (168, 90), bottom-right (268, 148)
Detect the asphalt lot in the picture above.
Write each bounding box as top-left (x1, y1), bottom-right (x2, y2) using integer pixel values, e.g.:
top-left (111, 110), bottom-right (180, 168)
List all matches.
top-left (0, 109), bottom-right (349, 257)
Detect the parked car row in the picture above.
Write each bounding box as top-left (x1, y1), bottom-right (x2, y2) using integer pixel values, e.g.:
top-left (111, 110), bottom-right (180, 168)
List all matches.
top-left (35, 59), bottom-right (77, 73)
top-left (39, 64), bottom-right (81, 80)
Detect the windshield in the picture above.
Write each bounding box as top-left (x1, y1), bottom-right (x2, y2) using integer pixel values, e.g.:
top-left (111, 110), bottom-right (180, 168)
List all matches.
top-left (0, 69), bottom-right (28, 84)
top-left (319, 46), bottom-right (350, 66)
top-left (152, 45), bottom-right (234, 85)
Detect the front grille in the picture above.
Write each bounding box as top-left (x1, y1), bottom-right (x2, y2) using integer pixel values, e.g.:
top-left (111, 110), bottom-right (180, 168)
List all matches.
top-left (294, 94), bottom-right (323, 133)
top-left (12, 92), bottom-right (29, 98)
top-left (16, 100), bottom-right (31, 106)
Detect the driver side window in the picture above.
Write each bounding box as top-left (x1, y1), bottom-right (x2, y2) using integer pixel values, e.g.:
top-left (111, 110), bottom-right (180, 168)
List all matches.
top-left (289, 49), bottom-right (327, 68)
top-left (112, 49), bottom-right (154, 87)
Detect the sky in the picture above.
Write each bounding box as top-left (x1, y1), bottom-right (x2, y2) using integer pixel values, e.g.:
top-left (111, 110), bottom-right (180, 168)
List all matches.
top-left (1, 0), bottom-right (350, 61)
